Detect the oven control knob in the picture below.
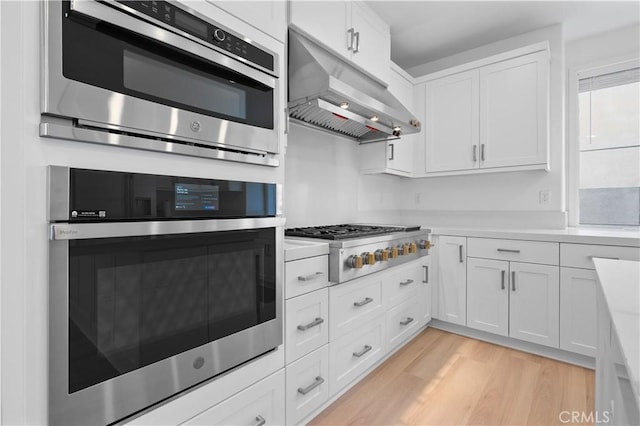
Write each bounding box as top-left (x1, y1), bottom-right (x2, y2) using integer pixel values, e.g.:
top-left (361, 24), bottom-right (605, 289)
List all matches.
top-left (409, 242), bottom-right (417, 254)
top-left (213, 28), bottom-right (226, 42)
top-left (375, 249), bottom-right (389, 262)
top-left (362, 252), bottom-right (376, 265)
top-left (390, 246), bottom-right (399, 258)
top-left (347, 255), bottom-right (364, 269)
top-left (419, 240), bottom-right (433, 250)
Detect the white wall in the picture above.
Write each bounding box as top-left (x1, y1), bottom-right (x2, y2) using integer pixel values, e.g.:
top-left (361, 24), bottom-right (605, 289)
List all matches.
top-left (0, 2), bottom-right (285, 424)
top-left (401, 24), bottom-right (567, 229)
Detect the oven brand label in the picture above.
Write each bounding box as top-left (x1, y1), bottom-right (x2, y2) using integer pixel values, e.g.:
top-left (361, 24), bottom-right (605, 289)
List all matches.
top-left (72, 210), bottom-right (107, 218)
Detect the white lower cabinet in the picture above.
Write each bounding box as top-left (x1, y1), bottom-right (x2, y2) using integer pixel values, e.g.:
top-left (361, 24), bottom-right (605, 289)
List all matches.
top-left (560, 267), bottom-right (597, 357)
top-left (183, 370), bottom-right (285, 426)
top-left (467, 257), bottom-right (509, 336)
top-left (329, 276), bottom-right (384, 339)
top-left (329, 315), bottom-right (385, 395)
top-left (420, 256), bottom-right (432, 325)
top-left (436, 236), bottom-right (467, 326)
top-left (285, 288), bottom-right (329, 364)
top-left (285, 346), bottom-right (329, 425)
top-left (386, 298), bottom-right (421, 350)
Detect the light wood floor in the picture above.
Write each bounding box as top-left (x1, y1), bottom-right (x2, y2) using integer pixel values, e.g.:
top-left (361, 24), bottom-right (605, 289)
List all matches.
top-left (310, 328), bottom-right (595, 426)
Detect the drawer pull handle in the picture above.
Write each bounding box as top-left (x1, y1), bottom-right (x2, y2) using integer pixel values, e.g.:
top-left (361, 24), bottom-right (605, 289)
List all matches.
top-left (501, 270), bottom-right (506, 290)
top-left (400, 317), bottom-right (414, 326)
top-left (297, 376), bottom-right (325, 395)
top-left (353, 344), bottom-right (372, 358)
top-left (298, 272), bottom-right (325, 282)
top-left (511, 271), bottom-right (516, 292)
top-left (353, 297), bottom-right (373, 307)
top-left (255, 415), bottom-right (266, 426)
top-left (497, 248), bottom-right (521, 254)
top-left (297, 317), bottom-right (324, 331)
top-left (400, 279), bottom-right (414, 286)
top-left (589, 256), bottom-right (620, 260)
top-left (422, 265), bottom-right (429, 283)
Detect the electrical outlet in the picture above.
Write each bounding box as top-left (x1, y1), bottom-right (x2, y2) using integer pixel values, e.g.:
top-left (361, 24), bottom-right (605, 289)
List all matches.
top-left (539, 190), bottom-right (550, 205)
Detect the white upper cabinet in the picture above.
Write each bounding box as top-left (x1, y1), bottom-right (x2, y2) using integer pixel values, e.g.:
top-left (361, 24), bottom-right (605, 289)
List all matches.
top-left (479, 51), bottom-right (549, 169)
top-left (419, 46), bottom-right (550, 177)
top-left (210, 1), bottom-right (287, 42)
top-left (425, 69), bottom-right (479, 173)
top-left (289, 0), bottom-right (390, 85)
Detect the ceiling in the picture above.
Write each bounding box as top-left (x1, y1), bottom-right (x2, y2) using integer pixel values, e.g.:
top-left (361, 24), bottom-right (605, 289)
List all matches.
top-left (365, 1), bottom-right (640, 72)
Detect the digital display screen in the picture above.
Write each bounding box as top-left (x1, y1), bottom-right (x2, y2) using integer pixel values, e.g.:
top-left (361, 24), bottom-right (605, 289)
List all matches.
top-left (175, 183), bottom-right (219, 211)
top-left (174, 9), bottom-right (208, 38)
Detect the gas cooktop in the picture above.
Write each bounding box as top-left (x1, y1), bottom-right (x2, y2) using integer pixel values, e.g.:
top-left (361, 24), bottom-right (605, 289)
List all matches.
top-left (285, 224), bottom-right (415, 240)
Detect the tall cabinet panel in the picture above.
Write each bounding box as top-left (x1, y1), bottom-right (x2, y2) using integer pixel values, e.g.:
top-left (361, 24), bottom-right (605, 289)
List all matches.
top-left (436, 236), bottom-right (467, 326)
top-left (466, 258), bottom-right (509, 336)
top-left (425, 70), bottom-right (479, 173)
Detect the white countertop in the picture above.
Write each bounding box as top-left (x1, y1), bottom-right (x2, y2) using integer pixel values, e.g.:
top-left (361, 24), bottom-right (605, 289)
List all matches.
top-left (431, 226), bottom-right (640, 247)
top-left (284, 238), bottom-right (330, 262)
top-left (594, 258), bottom-right (640, 407)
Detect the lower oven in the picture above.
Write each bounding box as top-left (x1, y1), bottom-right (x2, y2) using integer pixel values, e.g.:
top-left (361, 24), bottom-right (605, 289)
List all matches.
top-left (48, 167), bottom-right (284, 425)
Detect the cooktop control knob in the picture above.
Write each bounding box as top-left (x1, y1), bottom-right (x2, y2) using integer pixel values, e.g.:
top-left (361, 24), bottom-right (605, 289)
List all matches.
top-left (347, 254), bottom-right (364, 269)
top-left (409, 242), bottom-right (417, 254)
top-left (375, 249), bottom-right (389, 262)
top-left (362, 252), bottom-right (375, 265)
top-left (390, 246), bottom-right (399, 258)
top-left (213, 28), bottom-right (226, 42)
top-left (419, 240), bottom-right (432, 250)
top-left (398, 244), bottom-right (409, 255)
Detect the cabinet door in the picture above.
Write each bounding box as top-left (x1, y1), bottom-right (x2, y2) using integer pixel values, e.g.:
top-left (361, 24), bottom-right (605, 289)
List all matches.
top-left (436, 236), bottom-right (467, 325)
top-left (479, 50), bottom-right (549, 168)
top-left (560, 268), bottom-right (597, 357)
top-left (285, 346), bottom-right (329, 425)
top-left (420, 256), bottom-right (432, 325)
top-left (213, 1), bottom-right (286, 42)
top-left (289, 1), bottom-right (351, 61)
top-left (467, 258), bottom-right (509, 336)
top-left (425, 70), bottom-right (479, 173)
top-left (509, 262), bottom-right (559, 348)
top-left (387, 140), bottom-right (414, 175)
top-left (350, 1), bottom-right (390, 84)
top-left (285, 288), bottom-right (329, 364)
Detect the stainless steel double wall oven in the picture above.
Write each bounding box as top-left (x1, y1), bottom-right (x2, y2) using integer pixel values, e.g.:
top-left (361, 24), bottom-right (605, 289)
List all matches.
top-left (41, 0), bottom-right (280, 165)
top-left (48, 167), bottom-right (284, 425)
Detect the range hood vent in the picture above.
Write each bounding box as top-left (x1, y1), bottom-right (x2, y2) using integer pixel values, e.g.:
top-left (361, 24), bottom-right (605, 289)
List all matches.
top-left (288, 31), bottom-right (421, 143)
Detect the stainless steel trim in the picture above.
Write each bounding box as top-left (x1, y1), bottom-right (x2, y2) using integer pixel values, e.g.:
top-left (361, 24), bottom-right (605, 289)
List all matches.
top-left (353, 31), bottom-right (360, 53)
top-left (297, 317), bottom-right (324, 331)
top-left (501, 270), bottom-right (506, 290)
top-left (400, 317), bottom-right (414, 326)
top-left (353, 297), bottom-right (373, 307)
top-left (422, 265), bottom-right (429, 284)
top-left (297, 376), bottom-right (325, 395)
top-left (511, 271), bottom-right (516, 291)
top-left (347, 28), bottom-right (355, 51)
top-left (352, 345), bottom-right (372, 358)
top-left (40, 119), bottom-right (280, 167)
top-left (400, 279), bottom-right (414, 286)
top-left (473, 145), bottom-right (477, 162)
top-left (497, 248), bottom-right (521, 254)
top-left (388, 143), bottom-right (395, 160)
top-left (48, 166), bottom-right (70, 222)
top-left (297, 272), bottom-right (325, 282)
top-left (51, 217), bottom-right (286, 241)
top-left (255, 415), bottom-right (267, 426)
top-left (459, 245), bottom-right (464, 263)
top-left (589, 256), bottom-right (620, 260)
top-left (481, 144), bottom-right (486, 161)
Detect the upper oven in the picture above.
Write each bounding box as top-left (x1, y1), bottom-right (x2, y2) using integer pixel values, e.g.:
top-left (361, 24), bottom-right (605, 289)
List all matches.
top-left (48, 167), bottom-right (284, 425)
top-left (41, 1), bottom-right (280, 166)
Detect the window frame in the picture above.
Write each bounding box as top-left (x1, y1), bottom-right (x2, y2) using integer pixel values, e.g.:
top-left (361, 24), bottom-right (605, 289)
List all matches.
top-left (566, 56), bottom-right (640, 227)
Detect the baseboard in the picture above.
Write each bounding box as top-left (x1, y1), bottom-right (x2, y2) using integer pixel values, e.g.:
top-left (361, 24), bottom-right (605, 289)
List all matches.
top-left (429, 319), bottom-right (595, 369)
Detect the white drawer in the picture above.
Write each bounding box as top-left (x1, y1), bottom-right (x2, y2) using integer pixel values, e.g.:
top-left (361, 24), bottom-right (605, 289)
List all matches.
top-left (285, 288), bottom-right (329, 364)
top-left (386, 298), bottom-right (422, 351)
top-left (183, 370), bottom-right (285, 426)
top-left (329, 276), bottom-right (384, 340)
top-left (285, 346), bottom-right (329, 426)
top-left (285, 255), bottom-right (329, 299)
top-left (468, 237), bottom-right (559, 265)
top-left (560, 243), bottom-right (640, 270)
top-left (329, 315), bottom-right (385, 395)
top-left (383, 261), bottom-right (421, 308)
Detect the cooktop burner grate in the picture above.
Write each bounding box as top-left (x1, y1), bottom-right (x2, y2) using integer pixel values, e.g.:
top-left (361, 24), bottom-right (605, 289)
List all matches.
top-left (285, 224), bottom-right (406, 240)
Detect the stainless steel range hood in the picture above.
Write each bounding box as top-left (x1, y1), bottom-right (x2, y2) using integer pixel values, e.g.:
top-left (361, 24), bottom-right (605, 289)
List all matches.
top-left (288, 31), bottom-right (421, 143)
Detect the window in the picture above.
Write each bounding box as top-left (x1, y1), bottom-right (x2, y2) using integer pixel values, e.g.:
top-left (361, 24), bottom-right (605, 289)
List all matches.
top-left (577, 66), bottom-right (640, 226)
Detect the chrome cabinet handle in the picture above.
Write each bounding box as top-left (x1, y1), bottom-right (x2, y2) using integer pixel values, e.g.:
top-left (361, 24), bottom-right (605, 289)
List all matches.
top-left (353, 31), bottom-right (360, 53)
top-left (497, 248), bottom-right (521, 254)
top-left (388, 143), bottom-right (395, 160)
top-left (255, 415), bottom-right (266, 426)
top-left (353, 297), bottom-right (373, 307)
top-left (298, 272), bottom-right (325, 282)
top-left (297, 376), bottom-right (325, 395)
top-left (481, 144), bottom-right (485, 161)
top-left (473, 145), bottom-right (477, 162)
top-left (501, 270), bottom-right (505, 290)
top-left (400, 317), bottom-right (414, 326)
top-left (511, 271), bottom-right (516, 291)
top-left (353, 344), bottom-right (372, 358)
top-left (347, 28), bottom-right (355, 50)
top-left (400, 279), bottom-right (414, 286)
top-left (297, 317), bottom-right (324, 331)
top-left (459, 245), bottom-right (464, 263)
top-left (422, 265), bottom-right (429, 283)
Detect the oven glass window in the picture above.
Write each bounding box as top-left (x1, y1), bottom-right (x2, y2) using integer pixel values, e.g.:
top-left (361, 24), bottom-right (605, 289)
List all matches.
top-left (67, 228), bottom-right (275, 393)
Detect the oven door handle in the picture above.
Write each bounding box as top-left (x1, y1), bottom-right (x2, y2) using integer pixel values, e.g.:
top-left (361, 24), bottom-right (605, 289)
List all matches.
top-left (68, 0), bottom-right (278, 86)
top-left (50, 217), bottom-right (286, 240)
